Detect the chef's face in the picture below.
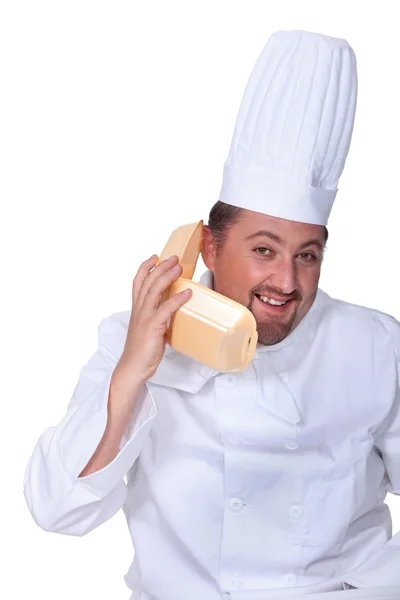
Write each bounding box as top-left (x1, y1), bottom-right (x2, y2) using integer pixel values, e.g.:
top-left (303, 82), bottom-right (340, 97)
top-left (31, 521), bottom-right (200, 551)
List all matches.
top-left (202, 210), bottom-right (325, 346)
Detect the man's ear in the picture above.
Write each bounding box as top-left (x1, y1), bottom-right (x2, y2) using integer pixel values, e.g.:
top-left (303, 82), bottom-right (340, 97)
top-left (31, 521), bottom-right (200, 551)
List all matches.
top-left (201, 225), bottom-right (217, 270)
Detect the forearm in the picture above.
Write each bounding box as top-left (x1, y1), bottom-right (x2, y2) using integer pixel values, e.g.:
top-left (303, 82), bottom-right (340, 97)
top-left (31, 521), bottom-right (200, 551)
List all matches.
top-left (79, 365), bottom-right (145, 477)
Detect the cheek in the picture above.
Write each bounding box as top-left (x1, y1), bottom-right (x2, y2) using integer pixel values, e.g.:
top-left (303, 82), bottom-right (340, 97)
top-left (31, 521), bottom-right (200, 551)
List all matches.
top-left (213, 257), bottom-right (259, 300)
top-left (221, 258), bottom-right (265, 286)
top-left (297, 266), bottom-right (321, 298)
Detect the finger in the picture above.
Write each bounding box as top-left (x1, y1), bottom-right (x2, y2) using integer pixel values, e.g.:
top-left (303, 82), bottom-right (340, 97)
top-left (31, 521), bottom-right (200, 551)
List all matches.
top-left (136, 255), bottom-right (181, 310)
top-left (155, 288), bottom-right (192, 327)
top-left (138, 262), bottom-right (184, 314)
top-left (132, 255), bottom-right (158, 306)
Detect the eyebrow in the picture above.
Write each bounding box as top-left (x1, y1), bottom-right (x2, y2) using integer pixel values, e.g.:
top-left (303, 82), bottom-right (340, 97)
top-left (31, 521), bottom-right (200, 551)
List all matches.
top-left (245, 229), bottom-right (324, 251)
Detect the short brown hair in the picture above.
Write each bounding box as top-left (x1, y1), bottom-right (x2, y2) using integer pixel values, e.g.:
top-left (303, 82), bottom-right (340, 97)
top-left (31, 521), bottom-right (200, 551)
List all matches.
top-left (207, 200), bottom-right (328, 246)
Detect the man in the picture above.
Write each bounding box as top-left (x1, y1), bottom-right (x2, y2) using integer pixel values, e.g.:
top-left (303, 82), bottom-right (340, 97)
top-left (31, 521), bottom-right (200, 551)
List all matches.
top-left (24, 31), bottom-right (400, 599)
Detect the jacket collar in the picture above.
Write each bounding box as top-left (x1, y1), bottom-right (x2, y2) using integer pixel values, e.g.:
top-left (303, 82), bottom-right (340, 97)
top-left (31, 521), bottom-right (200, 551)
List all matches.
top-left (148, 270), bottom-right (329, 420)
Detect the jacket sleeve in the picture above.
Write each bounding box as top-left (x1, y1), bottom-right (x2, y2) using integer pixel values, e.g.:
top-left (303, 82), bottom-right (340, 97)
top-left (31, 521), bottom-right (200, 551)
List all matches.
top-left (343, 314), bottom-right (400, 589)
top-left (23, 311), bottom-right (157, 536)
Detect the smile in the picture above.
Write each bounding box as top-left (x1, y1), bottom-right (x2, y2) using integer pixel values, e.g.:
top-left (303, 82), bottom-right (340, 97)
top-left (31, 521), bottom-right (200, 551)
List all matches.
top-left (255, 294), bottom-right (293, 306)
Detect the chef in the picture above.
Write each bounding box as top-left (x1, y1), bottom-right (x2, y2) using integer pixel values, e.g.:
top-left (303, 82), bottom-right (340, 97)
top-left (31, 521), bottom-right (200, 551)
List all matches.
top-left (24, 30), bottom-right (400, 600)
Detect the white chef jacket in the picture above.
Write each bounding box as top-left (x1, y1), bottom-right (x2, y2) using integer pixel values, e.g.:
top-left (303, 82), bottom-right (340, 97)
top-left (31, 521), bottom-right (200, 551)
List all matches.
top-left (24, 270), bottom-right (400, 600)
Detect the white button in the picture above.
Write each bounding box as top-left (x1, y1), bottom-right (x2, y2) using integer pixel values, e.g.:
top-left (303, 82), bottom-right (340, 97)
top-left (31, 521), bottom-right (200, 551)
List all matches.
top-left (285, 573), bottom-right (298, 585)
top-left (230, 579), bottom-right (240, 590)
top-left (229, 498), bottom-right (244, 512)
top-left (226, 375), bottom-right (237, 385)
top-left (285, 440), bottom-right (299, 450)
top-left (289, 505), bottom-right (303, 519)
top-left (280, 372), bottom-right (289, 382)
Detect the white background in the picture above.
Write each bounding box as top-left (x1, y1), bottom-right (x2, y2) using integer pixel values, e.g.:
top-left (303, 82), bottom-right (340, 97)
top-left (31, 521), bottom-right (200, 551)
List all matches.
top-left (2, 1), bottom-right (400, 598)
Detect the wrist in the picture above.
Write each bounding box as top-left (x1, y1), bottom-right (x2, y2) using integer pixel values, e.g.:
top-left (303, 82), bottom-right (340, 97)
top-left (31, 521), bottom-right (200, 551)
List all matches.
top-left (110, 365), bottom-right (147, 407)
top-left (113, 358), bottom-right (149, 389)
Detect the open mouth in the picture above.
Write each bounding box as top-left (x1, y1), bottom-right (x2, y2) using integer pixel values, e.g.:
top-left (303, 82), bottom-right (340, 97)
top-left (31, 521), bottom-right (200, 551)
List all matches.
top-left (254, 294), bottom-right (295, 311)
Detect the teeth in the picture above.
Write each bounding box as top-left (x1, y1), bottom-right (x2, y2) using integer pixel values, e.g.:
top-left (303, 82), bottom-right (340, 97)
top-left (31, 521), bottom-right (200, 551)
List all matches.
top-left (259, 295), bottom-right (287, 306)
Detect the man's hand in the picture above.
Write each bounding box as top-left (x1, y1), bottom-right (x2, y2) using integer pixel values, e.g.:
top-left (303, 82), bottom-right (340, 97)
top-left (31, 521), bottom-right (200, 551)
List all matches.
top-left (117, 254), bottom-right (192, 384)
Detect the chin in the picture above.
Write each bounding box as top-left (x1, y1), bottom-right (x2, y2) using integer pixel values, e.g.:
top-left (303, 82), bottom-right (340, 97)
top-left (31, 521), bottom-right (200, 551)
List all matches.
top-left (256, 324), bottom-right (292, 346)
top-left (254, 310), bottom-right (298, 345)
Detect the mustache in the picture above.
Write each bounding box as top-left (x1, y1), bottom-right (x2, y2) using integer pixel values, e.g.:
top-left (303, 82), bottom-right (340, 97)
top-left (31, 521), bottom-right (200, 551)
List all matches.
top-left (250, 286), bottom-right (302, 302)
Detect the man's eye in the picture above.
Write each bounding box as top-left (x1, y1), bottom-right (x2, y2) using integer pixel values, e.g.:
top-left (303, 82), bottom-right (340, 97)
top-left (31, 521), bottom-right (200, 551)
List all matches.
top-left (255, 248), bottom-right (271, 256)
top-left (299, 252), bottom-right (317, 261)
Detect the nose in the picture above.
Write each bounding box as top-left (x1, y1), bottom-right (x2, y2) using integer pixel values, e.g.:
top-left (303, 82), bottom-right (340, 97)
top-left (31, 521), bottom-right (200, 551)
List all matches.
top-left (269, 258), bottom-right (297, 295)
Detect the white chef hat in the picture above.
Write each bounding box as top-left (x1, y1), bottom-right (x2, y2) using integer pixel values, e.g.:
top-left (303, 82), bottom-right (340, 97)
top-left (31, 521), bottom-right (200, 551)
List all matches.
top-left (219, 30), bottom-right (358, 225)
